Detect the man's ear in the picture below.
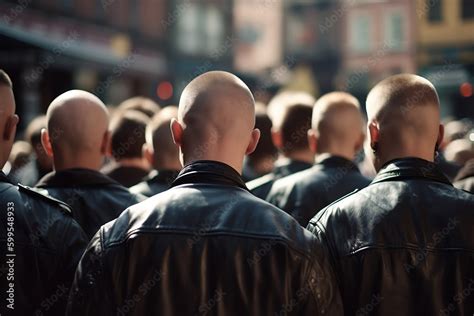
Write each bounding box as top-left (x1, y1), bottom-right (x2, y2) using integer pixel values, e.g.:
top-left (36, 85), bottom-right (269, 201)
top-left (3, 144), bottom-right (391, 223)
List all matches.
top-left (40, 128), bottom-right (54, 157)
top-left (100, 130), bottom-right (111, 156)
top-left (368, 121), bottom-right (380, 150)
top-left (355, 132), bottom-right (366, 153)
top-left (307, 129), bottom-right (318, 153)
top-left (143, 143), bottom-right (154, 166)
top-left (436, 124), bottom-right (444, 150)
top-left (3, 114), bottom-right (19, 141)
top-left (245, 128), bottom-right (260, 155)
top-left (170, 119), bottom-right (183, 147)
top-left (271, 129), bottom-right (283, 150)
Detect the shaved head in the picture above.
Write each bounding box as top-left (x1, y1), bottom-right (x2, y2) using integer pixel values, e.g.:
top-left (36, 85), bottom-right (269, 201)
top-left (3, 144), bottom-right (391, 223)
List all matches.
top-left (366, 74), bottom-right (442, 170)
top-left (44, 90), bottom-right (109, 170)
top-left (146, 106), bottom-right (180, 170)
top-left (310, 92), bottom-right (364, 158)
top-left (0, 69), bottom-right (18, 168)
top-left (174, 71), bottom-right (259, 172)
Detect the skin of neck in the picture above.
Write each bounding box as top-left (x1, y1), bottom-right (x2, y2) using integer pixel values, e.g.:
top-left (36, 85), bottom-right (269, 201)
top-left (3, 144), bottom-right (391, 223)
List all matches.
top-left (181, 145), bottom-right (245, 175)
top-left (316, 144), bottom-right (357, 162)
top-left (153, 155), bottom-right (181, 171)
top-left (53, 151), bottom-right (103, 171)
top-left (374, 140), bottom-right (436, 172)
top-left (283, 148), bottom-right (315, 164)
top-left (249, 156), bottom-right (274, 175)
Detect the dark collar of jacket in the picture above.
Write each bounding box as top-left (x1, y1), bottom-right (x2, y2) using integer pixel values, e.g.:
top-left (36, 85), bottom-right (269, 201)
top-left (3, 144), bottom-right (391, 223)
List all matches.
top-left (36, 168), bottom-right (121, 188)
top-left (315, 154), bottom-right (360, 171)
top-left (171, 160), bottom-right (248, 191)
top-left (0, 171), bottom-right (12, 184)
top-left (273, 158), bottom-right (313, 178)
top-left (372, 157), bottom-right (452, 185)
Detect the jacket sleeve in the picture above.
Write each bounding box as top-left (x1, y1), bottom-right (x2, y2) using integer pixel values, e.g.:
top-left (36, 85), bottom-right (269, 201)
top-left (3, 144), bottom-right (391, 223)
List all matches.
top-left (66, 229), bottom-right (113, 316)
top-left (305, 235), bottom-right (344, 315)
top-left (305, 219), bottom-right (344, 315)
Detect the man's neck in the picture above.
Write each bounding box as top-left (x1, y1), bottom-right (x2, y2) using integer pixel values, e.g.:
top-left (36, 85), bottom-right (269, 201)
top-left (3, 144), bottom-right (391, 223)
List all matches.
top-left (53, 155), bottom-right (101, 172)
top-left (283, 150), bottom-right (314, 164)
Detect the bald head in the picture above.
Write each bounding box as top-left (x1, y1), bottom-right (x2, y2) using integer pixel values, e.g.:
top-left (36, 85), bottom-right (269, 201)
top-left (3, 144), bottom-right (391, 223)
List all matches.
top-left (145, 106), bottom-right (180, 170)
top-left (366, 74), bottom-right (442, 170)
top-left (173, 71), bottom-right (259, 172)
top-left (44, 90), bottom-right (109, 170)
top-left (0, 69), bottom-right (18, 168)
top-left (310, 92), bottom-right (364, 159)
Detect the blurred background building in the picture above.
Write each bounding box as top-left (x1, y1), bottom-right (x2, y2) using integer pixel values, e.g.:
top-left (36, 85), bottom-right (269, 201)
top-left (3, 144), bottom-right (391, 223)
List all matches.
top-left (0, 0), bottom-right (473, 132)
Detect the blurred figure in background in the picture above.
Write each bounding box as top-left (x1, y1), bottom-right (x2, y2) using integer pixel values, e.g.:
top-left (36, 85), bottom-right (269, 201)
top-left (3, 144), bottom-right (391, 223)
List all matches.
top-left (130, 106), bottom-right (181, 197)
top-left (435, 119), bottom-right (468, 180)
top-left (454, 158), bottom-right (474, 193)
top-left (267, 92), bottom-right (370, 226)
top-left (0, 69), bottom-right (87, 316)
top-left (13, 115), bottom-right (53, 186)
top-left (247, 91), bottom-right (314, 199)
top-left (67, 71), bottom-right (342, 315)
top-left (242, 102), bottom-right (277, 181)
top-left (117, 96), bottom-right (161, 118)
top-left (102, 110), bottom-right (151, 187)
top-left (443, 138), bottom-right (474, 166)
top-left (36, 90), bottom-right (145, 239)
top-left (6, 140), bottom-right (33, 182)
top-left (307, 74), bottom-right (474, 315)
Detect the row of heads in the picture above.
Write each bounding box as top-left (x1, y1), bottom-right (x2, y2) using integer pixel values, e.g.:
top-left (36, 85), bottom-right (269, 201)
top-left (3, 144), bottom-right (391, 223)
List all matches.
top-left (0, 70), bottom-right (441, 171)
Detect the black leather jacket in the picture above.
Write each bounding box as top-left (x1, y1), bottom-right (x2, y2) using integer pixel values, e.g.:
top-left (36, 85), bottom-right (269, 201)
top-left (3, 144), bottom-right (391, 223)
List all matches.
top-left (36, 168), bottom-right (146, 239)
top-left (247, 158), bottom-right (312, 199)
top-left (130, 169), bottom-right (179, 197)
top-left (101, 164), bottom-right (150, 187)
top-left (307, 158), bottom-right (474, 315)
top-left (267, 155), bottom-right (371, 226)
top-left (67, 160), bottom-right (342, 315)
top-left (0, 172), bottom-right (87, 316)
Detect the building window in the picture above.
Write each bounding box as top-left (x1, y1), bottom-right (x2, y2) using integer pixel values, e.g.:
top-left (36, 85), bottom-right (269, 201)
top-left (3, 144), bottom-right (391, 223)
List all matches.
top-left (350, 14), bottom-right (372, 54)
top-left (462, 0), bottom-right (474, 20)
top-left (385, 11), bottom-right (404, 51)
top-left (176, 3), bottom-right (224, 56)
top-left (427, 0), bottom-right (442, 22)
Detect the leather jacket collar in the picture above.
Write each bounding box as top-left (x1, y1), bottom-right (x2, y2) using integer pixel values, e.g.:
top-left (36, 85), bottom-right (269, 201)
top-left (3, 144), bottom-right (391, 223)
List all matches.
top-left (171, 160), bottom-right (248, 190)
top-left (372, 157), bottom-right (452, 186)
top-left (0, 171), bottom-right (12, 184)
top-left (36, 168), bottom-right (120, 188)
top-left (316, 155), bottom-right (360, 171)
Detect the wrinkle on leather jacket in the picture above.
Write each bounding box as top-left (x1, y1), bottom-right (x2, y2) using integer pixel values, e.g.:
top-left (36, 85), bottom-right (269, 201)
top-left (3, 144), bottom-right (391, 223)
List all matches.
top-left (0, 172), bottom-right (87, 316)
top-left (36, 168), bottom-right (146, 239)
top-left (267, 155), bottom-right (371, 226)
top-left (67, 160), bottom-right (343, 316)
top-left (307, 157), bottom-right (474, 316)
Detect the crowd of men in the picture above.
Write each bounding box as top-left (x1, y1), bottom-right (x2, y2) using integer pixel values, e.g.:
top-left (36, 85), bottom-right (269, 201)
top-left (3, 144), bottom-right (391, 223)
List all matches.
top-left (0, 68), bottom-right (473, 315)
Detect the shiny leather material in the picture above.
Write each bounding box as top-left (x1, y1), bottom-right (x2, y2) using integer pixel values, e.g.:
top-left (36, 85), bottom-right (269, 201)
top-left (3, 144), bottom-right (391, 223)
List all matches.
top-left (0, 172), bottom-right (88, 316)
top-left (36, 168), bottom-right (146, 239)
top-left (247, 159), bottom-right (312, 199)
top-left (130, 169), bottom-right (179, 197)
top-left (307, 158), bottom-right (474, 315)
top-left (267, 155), bottom-right (371, 226)
top-left (67, 160), bottom-right (343, 315)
